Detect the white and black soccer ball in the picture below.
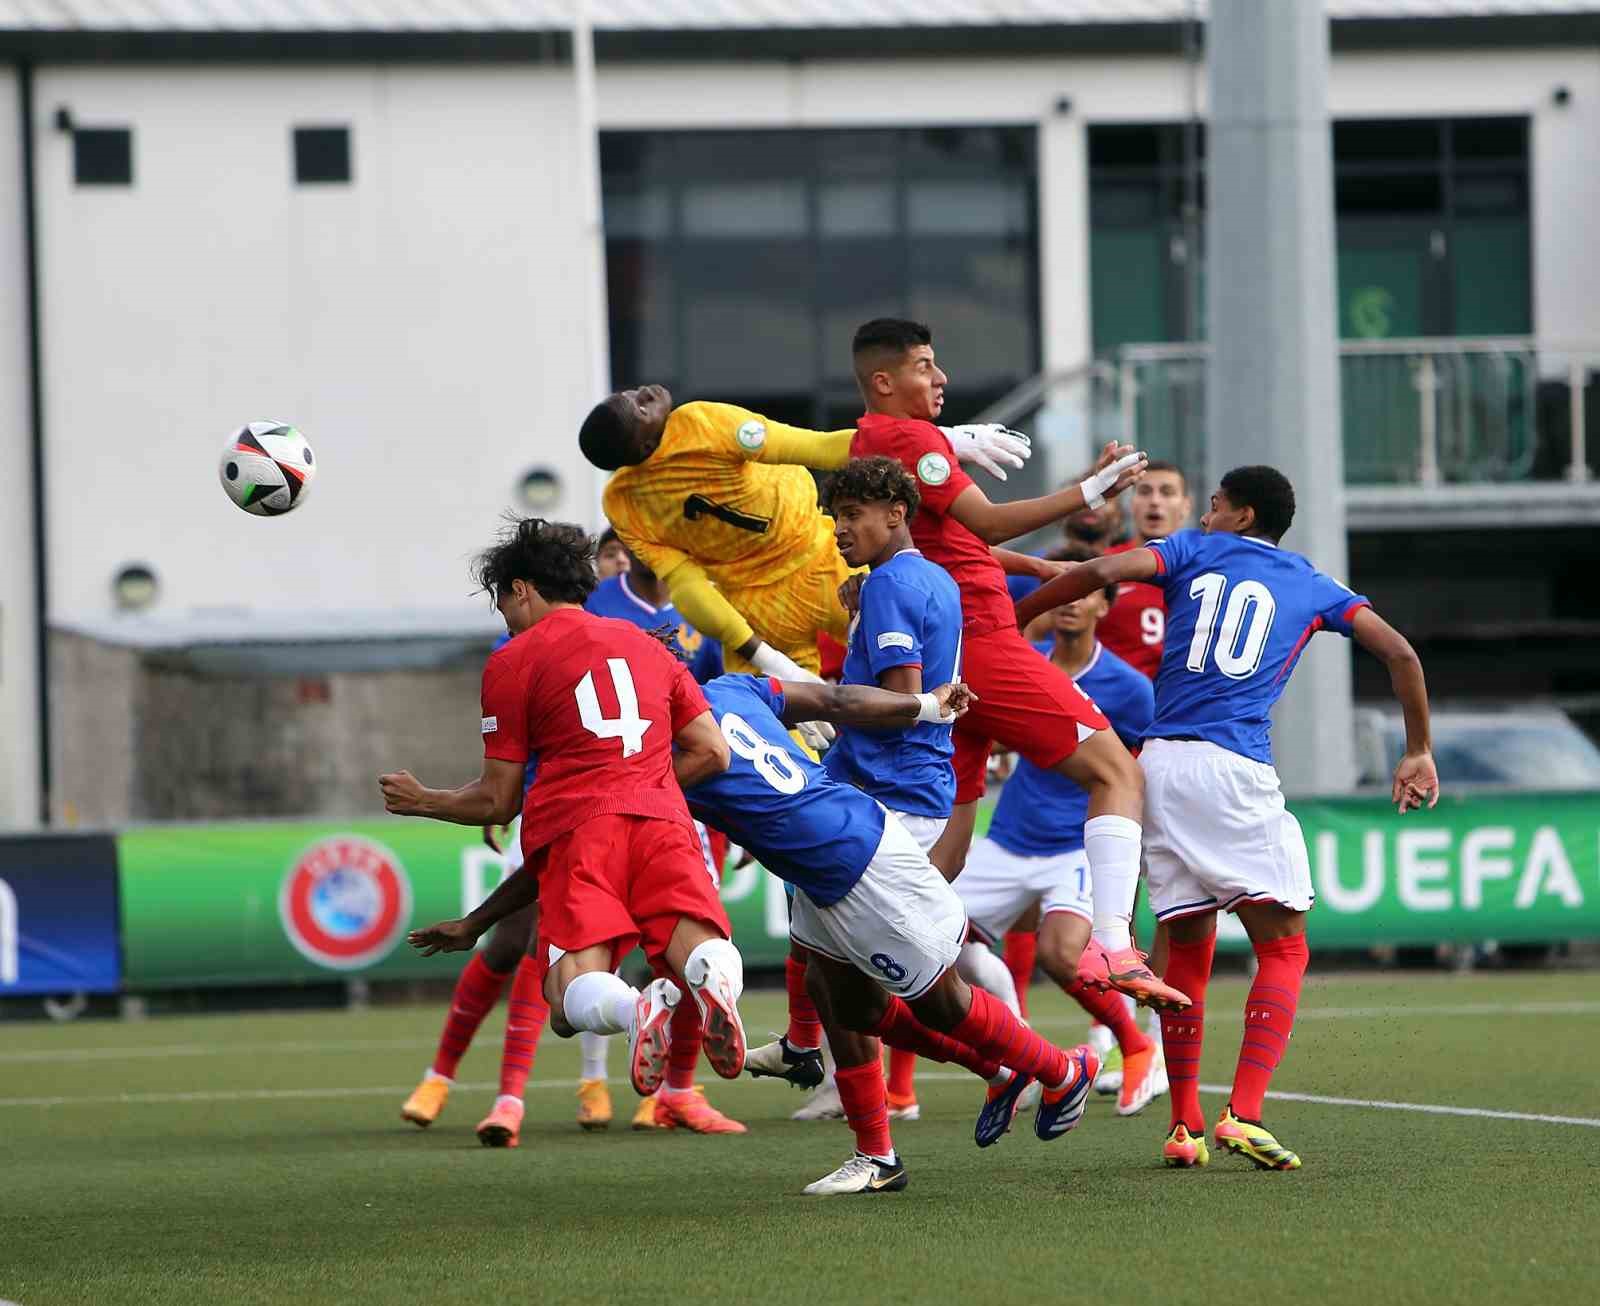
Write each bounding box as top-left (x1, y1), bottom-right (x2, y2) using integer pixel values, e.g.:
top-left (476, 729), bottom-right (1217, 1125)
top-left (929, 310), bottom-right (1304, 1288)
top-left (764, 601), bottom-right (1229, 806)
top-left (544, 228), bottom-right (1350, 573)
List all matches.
top-left (219, 422), bottom-right (317, 517)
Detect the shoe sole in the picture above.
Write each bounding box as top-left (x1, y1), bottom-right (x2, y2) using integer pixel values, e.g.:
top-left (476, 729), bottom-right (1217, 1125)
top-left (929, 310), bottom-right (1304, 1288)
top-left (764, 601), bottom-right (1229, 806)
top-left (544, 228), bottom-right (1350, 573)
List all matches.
top-left (747, 1059), bottom-right (825, 1090)
top-left (803, 1172), bottom-right (909, 1196)
top-left (577, 1117), bottom-right (611, 1132)
top-left (630, 1003), bottom-right (674, 1097)
top-left (887, 1105), bottom-right (920, 1121)
top-left (476, 1125), bottom-right (519, 1149)
top-left (1105, 973), bottom-right (1191, 1012)
top-left (1164, 1150), bottom-right (1206, 1168)
top-left (400, 1109), bottom-right (437, 1128)
top-left (976, 1073), bottom-right (1033, 1148)
top-left (693, 980), bottom-right (747, 1080)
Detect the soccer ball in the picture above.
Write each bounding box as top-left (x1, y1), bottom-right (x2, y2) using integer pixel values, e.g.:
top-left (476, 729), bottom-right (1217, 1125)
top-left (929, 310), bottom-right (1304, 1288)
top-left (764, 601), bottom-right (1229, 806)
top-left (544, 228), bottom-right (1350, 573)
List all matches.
top-left (219, 422), bottom-right (317, 517)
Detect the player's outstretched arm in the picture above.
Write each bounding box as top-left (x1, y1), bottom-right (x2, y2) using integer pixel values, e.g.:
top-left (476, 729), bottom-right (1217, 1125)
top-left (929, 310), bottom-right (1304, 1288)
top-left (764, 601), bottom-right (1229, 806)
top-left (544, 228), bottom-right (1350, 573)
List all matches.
top-left (673, 709), bottom-right (732, 789)
top-left (1351, 607), bottom-right (1439, 813)
top-left (379, 758), bottom-right (525, 827)
top-left (947, 442), bottom-right (1147, 546)
top-left (744, 417), bottom-right (856, 470)
top-left (775, 680), bottom-right (973, 730)
top-left (409, 863), bottom-right (541, 957)
top-left (1014, 547), bottom-right (1159, 630)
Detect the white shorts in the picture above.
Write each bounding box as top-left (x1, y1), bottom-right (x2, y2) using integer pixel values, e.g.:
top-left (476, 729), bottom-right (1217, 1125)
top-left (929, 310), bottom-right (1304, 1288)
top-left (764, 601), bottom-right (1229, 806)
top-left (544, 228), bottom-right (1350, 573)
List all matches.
top-left (1140, 738), bottom-right (1315, 920)
top-left (955, 836), bottom-right (1092, 944)
top-left (892, 811), bottom-right (949, 855)
top-left (505, 816), bottom-right (525, 874)
top-left (788, 811), bottom-right (966, 1000)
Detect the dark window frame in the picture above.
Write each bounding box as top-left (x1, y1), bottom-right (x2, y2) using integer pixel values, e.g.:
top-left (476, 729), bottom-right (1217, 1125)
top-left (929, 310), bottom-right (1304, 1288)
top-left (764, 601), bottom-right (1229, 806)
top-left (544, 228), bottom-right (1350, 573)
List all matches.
top-left (293, 125), bottom-right (352, 185)
top-left (73, 127), bottom-right (133, 186)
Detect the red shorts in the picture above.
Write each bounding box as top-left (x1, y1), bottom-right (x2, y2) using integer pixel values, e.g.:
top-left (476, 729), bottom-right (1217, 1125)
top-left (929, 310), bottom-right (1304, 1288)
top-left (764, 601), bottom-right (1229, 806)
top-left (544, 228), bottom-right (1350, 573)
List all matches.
top-left (953, 626), bottom-right (1110, 803)
top-left (532, 813), bottom-right (729, 969)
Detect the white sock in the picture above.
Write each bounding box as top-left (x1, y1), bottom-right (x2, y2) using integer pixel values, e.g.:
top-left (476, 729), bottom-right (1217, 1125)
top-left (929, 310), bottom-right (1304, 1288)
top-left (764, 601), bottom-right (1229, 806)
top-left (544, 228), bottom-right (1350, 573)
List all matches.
top-left (579, 1030), bottom-right (609, 1080)
top-left (956, 941), bottom-right (1021, 1017)
top-left (1143, 1002), bottom-right (1163, 1044)
top-left (562, 971), bottom-right (638, 1037)
top-left (683, 937), bottom-right (745, 1000)
top-left (820, 1032), bottom-right (837, 1088)
top-left (865, 1148), bottom-right (897, 1166)
top-left (423, 1067), bottom-right (452, 1086)
top-left (1084, 814), bottom-right (1142, 952)
top-left (493, 1093), bottom-right (523, 1112)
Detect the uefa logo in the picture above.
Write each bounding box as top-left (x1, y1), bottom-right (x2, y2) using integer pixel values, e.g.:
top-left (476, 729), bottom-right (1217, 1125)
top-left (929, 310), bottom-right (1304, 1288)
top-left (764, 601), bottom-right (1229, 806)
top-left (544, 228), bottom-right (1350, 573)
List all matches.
top-left (279, 836), bottom-right (413, 970)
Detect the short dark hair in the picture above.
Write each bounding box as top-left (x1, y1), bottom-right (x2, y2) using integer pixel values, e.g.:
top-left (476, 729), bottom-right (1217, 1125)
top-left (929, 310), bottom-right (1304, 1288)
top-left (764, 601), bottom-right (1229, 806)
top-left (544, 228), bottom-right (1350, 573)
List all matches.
top-left (1143, 458), bottom-right (1186, 487)
top-left (1219, 465), bottom-right (1296, 541)
top-left (597, 525), bottom-right (622, 551)
top-left (852, 318), bottom-right (932, 360)
top-left (824, 455), bottom-right (921, 518)
top-left (579, 400), bottom-right (633, 471)
top-left (1051, 543), bottom-right (1118, 602)
top-left (474, 516), bottom-right (598, 606)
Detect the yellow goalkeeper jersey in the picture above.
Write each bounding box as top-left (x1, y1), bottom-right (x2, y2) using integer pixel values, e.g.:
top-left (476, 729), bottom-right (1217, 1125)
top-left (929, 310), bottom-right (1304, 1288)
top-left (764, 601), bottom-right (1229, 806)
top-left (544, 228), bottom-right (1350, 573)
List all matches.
top-left (602, 401), bottom-right (852, 592)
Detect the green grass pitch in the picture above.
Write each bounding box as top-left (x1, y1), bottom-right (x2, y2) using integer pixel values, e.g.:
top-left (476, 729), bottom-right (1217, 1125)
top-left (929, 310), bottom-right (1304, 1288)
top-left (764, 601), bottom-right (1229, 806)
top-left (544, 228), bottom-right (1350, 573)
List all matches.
top-left (4, 971), bottom-right (1597, 1305)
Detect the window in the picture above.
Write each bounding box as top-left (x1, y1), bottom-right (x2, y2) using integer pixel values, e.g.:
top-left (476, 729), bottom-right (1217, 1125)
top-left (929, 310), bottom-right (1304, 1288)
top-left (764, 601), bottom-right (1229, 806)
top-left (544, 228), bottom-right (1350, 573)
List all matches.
top-left (601, 126), bottom-right (1040, 430)
top-left (74, 128), bottom-right (132, 186)
top-left (294, 127), bottom-right (352, 185)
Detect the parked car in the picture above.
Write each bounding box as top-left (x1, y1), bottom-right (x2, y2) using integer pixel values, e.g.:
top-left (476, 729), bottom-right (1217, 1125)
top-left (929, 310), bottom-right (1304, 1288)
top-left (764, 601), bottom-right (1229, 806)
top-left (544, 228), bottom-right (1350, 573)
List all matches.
top-left (1354, 705), bottom-right (1600, 790)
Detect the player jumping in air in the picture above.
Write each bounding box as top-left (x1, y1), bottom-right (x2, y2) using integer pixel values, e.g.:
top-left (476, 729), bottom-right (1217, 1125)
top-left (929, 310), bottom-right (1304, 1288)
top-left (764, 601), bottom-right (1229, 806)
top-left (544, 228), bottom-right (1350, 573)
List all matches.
top-left (577, 387), bottom-right (1028, 683)
top-left (843, 318), bottom-right (1186, 1011)
top-left (1016, 465), bottom-right (1439, 1170)
top-left (385, 518), bottom-right (749, 1121)
top-left (957, 545), bottom-right (1167, 1118)
top-left (686, 672), bottom-right (1101, 1195)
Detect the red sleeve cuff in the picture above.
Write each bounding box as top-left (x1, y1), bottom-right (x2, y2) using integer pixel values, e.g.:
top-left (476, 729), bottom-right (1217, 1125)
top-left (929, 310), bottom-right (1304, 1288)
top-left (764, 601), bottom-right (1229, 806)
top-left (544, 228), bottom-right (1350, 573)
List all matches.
top-left (768, 676), bottom-right (784, 696)
top-left (1149, 548), bottom-right (1168, 576)
top-left (1342, 600), bottom-right (1371, 623)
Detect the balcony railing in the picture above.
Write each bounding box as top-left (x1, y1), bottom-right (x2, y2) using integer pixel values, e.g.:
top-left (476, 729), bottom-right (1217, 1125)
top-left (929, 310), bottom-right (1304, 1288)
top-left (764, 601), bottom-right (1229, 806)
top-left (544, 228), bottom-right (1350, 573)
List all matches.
top-left (979, 338), bottom-right (1599, 497)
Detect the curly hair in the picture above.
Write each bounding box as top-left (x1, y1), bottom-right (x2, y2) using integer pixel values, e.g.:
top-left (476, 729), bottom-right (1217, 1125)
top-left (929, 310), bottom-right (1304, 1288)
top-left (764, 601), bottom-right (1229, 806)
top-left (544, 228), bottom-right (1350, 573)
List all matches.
top-left (1220, 464), bottom-right (1296, 541)
top-left (823, 455), bottom-right (921, 518)
top-left (473, 515), bottom-right (598, 606)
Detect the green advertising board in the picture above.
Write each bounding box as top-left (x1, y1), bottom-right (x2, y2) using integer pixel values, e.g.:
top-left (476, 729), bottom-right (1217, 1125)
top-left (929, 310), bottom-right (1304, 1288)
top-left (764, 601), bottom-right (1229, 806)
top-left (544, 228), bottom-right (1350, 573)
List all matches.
top-left (117, 789), bottom-right (1600, 989)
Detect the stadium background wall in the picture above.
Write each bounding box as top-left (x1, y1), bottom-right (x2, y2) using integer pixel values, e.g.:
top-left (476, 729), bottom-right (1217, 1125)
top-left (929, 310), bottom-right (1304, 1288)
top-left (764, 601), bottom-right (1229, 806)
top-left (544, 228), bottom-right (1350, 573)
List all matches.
top-left (2, 793), bottom-right (1598, 998)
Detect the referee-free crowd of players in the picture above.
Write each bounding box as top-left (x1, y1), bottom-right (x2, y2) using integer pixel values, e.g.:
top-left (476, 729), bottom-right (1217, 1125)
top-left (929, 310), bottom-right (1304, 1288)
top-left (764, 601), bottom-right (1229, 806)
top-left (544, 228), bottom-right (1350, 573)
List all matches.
top-left (381, 317), bottom-right (1440, 1193)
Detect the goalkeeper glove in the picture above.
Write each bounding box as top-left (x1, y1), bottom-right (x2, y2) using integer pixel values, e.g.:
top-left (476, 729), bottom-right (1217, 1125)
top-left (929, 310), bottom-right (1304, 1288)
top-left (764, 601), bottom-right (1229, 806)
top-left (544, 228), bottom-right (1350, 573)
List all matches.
top-left (941, 424), bottom-right (1032, 481)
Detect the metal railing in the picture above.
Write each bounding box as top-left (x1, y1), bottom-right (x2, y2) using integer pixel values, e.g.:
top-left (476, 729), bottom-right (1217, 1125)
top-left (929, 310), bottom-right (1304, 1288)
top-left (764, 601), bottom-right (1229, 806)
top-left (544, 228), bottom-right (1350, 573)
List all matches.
top-left (981, 338), bottom-right (1599, 490)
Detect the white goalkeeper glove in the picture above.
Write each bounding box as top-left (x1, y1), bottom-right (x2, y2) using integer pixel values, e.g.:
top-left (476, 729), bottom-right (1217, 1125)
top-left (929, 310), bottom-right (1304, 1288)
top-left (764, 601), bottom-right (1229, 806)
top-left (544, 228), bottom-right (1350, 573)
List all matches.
top-left (1078, 450), bottom-right (1147, 509)
top-left (747, 642), bottom-right (835, 748)
top-left (941, 424), bottom-right (1032, 481)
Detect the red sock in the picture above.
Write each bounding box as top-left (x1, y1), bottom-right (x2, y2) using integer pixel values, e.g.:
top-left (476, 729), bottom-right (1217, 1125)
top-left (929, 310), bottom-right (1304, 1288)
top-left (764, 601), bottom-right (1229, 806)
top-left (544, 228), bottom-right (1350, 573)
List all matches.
top-left (1003, 930), bottom-right (1038, 1020)
top-left (951, 985), bottom-right (1069, 1088)
top-left (1159, 932), bottom-right (1217, 1132)
top-left (1231, 934), bottom-right (1309, 1121)
top-left (886, 1047), bottom-right (917, 1099)
top-left (784, 955), bottom-right (823, 1050)
top-left (868, 996), bottom-right (1002, 1081)
top-left (498, 956), bottom-right (549, 1100)
top-left (834, 1058), bottom-right (894, 1161)
top-left (1066, 979), bottom-right (1150, 1056)
top-left (665, 999), bottom-right (704, 1093)
top-left (432, 952), bottom-right (511, 1079)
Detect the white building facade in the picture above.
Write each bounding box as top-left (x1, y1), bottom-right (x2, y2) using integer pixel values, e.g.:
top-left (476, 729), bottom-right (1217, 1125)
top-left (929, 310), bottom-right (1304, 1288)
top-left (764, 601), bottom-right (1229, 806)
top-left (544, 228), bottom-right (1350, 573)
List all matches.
top-left (3, 1), bottom-right (1600, 826)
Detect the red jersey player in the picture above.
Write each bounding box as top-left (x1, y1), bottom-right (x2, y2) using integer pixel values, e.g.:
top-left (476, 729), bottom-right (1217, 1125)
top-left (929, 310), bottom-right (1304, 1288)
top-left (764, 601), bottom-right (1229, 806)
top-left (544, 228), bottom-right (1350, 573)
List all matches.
top-left (1097, 459), bottom-right (1194, 679)
top-left (844, 318), bottom-right (1187, 1010)
top-left (384, 517), bottom-right (747, 1101)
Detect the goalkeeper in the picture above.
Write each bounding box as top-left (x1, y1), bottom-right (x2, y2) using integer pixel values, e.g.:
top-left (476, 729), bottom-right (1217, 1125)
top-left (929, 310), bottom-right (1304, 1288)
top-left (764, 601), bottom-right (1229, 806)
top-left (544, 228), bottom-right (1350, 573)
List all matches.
top-left (578, 383), bottom-right (1029, 687)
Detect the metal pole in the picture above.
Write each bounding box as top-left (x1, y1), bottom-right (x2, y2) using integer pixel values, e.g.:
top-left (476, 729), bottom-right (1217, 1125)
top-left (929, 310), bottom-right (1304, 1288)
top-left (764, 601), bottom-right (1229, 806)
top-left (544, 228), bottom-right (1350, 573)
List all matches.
top-left (1569, 358), bottom-right (1590, 484)
top-left (1206, 0), bottom-right (1355, 794)
top-left (1416, 353), bottom-right (1440, 488)
top-left (572, 0), bottom-right (612, 532)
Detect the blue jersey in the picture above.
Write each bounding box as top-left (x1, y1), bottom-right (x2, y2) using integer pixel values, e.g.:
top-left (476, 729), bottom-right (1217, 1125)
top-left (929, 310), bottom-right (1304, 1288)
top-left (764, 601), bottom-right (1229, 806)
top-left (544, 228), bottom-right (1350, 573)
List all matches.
top-left (1146, 530), bottom-right (1369, 764)
top-left (987, 641), bottom-right (1154, 857)
top-left (823, 550), bottom-right (963, 819)
top-left (686, 675), bottom-right (886, 907)
top-left (584, 574), bottom-right (723, 683)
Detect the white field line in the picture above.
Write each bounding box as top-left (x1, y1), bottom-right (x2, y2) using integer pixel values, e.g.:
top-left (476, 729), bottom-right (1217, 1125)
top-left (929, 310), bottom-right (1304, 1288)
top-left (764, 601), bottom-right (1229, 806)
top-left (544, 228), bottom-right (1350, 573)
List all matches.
top-left (4, 1071), bottom-right (1600, 1128)
top-left (5, 999), bottom-right (1596, 1068)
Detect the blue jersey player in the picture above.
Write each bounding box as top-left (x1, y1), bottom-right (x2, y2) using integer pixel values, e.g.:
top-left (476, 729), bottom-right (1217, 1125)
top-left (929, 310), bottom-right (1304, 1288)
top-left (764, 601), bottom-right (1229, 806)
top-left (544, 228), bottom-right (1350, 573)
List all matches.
top-left (1015, 465), bottom-right (1437, 1173)
top-left (823, 456), bottom-right (963, 849)
top-left (957, 545), bottom-right (1165, 1116)
top-left (685, 672), bottom-right (1102, 1196)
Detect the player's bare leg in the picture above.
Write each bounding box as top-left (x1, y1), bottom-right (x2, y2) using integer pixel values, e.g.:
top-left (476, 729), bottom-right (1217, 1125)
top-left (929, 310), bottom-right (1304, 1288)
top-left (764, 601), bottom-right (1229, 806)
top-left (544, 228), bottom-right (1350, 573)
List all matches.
top-left (1054, 732), bottom-right (1189, 1011)
top-left (928, 801), bottom-right (978, 882)
top-left (402, 903), bottom-right (536, 1130)
top-left (1035, 910), bottom-right (1159, 1117)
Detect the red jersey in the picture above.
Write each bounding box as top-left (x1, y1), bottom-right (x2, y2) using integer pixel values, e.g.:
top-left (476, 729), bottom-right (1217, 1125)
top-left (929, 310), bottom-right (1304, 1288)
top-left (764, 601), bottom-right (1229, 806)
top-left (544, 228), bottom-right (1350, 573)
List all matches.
top-left (852, 414), bottom-right (1015, 637)
top-left (480, 608), bottom-right (709, 856)
top-left (1096, 539), bottom-right (1165, 678)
